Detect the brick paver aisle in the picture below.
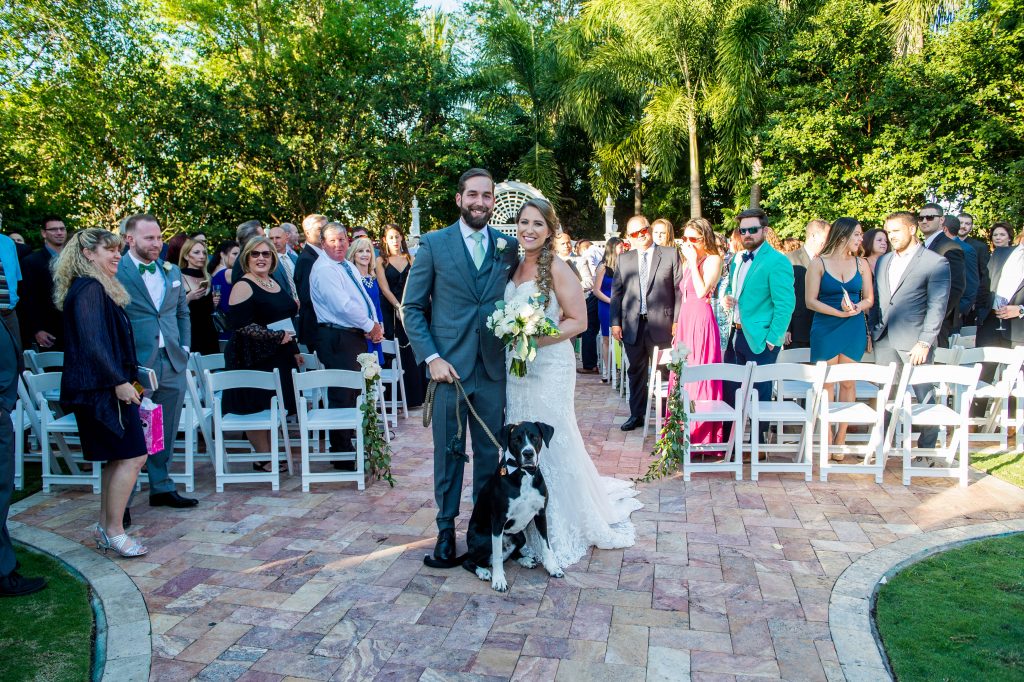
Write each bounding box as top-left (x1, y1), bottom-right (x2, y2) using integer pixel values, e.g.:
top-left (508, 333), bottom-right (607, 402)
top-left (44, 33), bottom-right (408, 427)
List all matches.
top-left (13, 374), bottom-right (1024, 681)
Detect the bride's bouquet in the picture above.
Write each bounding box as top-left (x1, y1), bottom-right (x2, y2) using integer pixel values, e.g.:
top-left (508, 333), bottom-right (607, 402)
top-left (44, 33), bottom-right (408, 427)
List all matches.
top-left (487, 293), bottom-right (561, 377)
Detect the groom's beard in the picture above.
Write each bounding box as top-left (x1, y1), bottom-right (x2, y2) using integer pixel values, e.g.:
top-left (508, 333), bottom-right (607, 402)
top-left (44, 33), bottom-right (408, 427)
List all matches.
top-left (460, 204), bottom-right (493, 230)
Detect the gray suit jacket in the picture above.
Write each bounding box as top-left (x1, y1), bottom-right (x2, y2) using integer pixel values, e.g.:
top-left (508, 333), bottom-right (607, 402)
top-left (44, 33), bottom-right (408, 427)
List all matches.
top-left (609, 245), bottom-right (682, 346)
top-left (117, 258), bottom-right (192, 372)
top-left (872, 246), bottom-right (950, 351)
top-left (402, 223), bottom-right (519, 382)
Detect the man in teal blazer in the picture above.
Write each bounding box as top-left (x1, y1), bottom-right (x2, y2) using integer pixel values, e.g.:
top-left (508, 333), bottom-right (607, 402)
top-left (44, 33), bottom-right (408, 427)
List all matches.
top-left (723, 208), bottom-right (796, 403)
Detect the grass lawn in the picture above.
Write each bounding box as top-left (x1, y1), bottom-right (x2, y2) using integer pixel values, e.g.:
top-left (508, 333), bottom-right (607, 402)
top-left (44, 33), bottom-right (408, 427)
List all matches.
top-left (12, 462), bottom-right (42, 504)
top-left (876, 533), bottom-right (1024, 682)
top-left (0, 546), bottom-right (94, 682)
top-left (973, 449), bottom-right (1024, 489)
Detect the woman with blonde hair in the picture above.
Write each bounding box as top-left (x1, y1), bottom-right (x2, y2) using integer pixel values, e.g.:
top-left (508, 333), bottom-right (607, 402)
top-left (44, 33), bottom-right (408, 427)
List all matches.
top-left (374, 224), bottom-right (424, 407)
top-left (178, 237), bottom-right (219, 354)
top-left (348, 236), bottom-right (385, 363)
top-left (651, 218), bottom-right (676, 248)
top-left (55, 229), bottom-right (148, 557)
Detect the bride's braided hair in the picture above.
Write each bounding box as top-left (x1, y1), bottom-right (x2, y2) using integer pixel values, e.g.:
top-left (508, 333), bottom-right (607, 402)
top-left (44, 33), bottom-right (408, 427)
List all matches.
top-left (516, 198), bottom-right (560, 303)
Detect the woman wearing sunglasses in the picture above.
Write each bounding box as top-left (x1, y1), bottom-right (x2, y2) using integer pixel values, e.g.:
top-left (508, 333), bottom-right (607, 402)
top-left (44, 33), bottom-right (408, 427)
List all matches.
top-left (223, 236), bottom-right (302, 472)
top-left (672, 218), bottom-right (725, 446)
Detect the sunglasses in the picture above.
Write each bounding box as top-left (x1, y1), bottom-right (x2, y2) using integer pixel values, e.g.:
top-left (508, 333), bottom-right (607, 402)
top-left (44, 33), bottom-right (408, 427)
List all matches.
top-left (249, 250), bottom-right (273, 259)
top-left (738, 227), bottom-right (761, 235)
top-left (628, 228), bottom-right (649, 238)
top-left (918, 215), bottom-right (941, 221)
top-left (681, 236), bottom-right (702, 243)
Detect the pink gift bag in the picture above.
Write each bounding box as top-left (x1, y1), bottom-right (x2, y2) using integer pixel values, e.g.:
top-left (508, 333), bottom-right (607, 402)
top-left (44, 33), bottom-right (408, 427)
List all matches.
top-left (139, 398), bottom-right (165, 455)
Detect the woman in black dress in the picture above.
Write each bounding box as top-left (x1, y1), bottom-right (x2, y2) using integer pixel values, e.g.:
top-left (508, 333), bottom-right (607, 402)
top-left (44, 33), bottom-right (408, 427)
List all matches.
top-left (56, 229), bottom-right (148, 557)
top-left (223, 237), bottom-right (302, 472)
top-left (375, 224), bottom-right (425, 409)
top-left (178, 237), bottom-right (220, 355)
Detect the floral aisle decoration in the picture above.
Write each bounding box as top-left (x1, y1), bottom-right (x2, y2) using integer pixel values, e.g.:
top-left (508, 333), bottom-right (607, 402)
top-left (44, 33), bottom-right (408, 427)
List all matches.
top-left (640, 344), bottom-right (692, 482)
top-left (356, 352), bottom-right (395, 486)
top-left (486, 292), bottom-right (561, 377)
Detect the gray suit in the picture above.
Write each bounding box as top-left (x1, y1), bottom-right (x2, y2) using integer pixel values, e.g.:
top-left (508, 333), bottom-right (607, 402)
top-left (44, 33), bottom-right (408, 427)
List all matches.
top-left (117, 258), bottom-right (191, 494)
top-left (402, 223), bottom-right (518, 531)
top-left (872, 245), bottom-right (951, 448)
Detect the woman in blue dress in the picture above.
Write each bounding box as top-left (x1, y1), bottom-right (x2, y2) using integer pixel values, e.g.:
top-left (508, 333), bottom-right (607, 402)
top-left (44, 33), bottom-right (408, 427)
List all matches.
top-left (592, 237), bottom-right (622, 383)
top-left (348, 236), bottom-right (385, 364)
top-left (806, 217), bottom-right (874, 449)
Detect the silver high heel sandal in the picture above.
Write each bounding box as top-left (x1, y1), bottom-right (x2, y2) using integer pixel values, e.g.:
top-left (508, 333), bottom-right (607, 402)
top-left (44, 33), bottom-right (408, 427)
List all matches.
top-left (94, 524), bottom-right (148, 558)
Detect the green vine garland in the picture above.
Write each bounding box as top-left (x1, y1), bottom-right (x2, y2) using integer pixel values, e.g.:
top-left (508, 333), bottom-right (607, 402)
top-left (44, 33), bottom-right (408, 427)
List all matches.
top-left (358, 353), bottom-right (395, 487)
top-left (639, 351), bottom-right (691, 482)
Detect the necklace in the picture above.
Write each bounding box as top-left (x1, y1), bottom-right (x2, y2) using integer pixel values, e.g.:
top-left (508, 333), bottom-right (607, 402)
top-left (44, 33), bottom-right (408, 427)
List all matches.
top-left (250, 276), bottom-right (275, 291)
top-left (361, 274), bottom-right (375, 288)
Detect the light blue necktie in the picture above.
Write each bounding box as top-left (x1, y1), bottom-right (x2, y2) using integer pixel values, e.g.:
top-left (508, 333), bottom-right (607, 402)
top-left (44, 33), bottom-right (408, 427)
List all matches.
top-left (469, 232), bottom-right (485, 269)
top-left (339, 261), bottom-right (376, 321)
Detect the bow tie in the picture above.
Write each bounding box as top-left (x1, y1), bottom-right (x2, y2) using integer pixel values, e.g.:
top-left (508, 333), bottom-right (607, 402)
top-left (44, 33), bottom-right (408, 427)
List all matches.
top-left (742, 252), bottom-right (755, 263)
top-left (138, 262), bottom-right (157, 274)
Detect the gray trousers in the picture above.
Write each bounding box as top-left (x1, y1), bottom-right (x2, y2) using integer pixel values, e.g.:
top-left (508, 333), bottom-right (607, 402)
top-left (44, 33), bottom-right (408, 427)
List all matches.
top-left (430, 370), bottom-right (505, 532)
top-left (0, 405), bottom-right (16, 576)
top-left (144, 349), bottom-right (186, 494)
top-left (874, 336), bottom-right (938, 449)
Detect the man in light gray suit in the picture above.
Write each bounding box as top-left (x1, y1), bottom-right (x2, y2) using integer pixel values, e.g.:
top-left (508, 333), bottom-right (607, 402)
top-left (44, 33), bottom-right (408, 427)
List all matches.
top-left (403, 168), bottom-right (519, 563)
top-left (117, 214), bottom-right (198, 510)
top-left (872, 211), bottom-right (952, 449)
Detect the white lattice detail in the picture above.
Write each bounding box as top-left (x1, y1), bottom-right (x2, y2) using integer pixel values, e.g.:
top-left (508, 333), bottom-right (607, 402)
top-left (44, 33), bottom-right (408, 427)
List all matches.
top-left (491, 180), bottom-right (546, 237)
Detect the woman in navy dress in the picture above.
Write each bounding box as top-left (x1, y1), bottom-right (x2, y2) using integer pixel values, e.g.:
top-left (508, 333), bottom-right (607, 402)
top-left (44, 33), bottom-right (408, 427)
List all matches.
top-left (56, 229), bottom-right (148, 557)
top-left (375, 225), bottom-right (426, 408)
top-left (806, 217), bottom-right (874, 448)
top-left (592, 237), bottom-right (622, 383)
top-left (348, 236), bottom-right (384, 364)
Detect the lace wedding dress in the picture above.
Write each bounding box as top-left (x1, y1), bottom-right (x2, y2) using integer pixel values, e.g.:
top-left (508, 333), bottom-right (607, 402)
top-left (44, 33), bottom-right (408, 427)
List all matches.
top-left (504, 279), bottom-right (642, 568)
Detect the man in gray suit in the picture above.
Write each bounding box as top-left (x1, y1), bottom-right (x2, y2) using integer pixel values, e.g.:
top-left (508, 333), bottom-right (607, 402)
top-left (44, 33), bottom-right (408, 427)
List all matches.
top-left (403, 168), bottom-right (519, 563)
top-left (0, 232), bottom-right (46, 596)
top-left (872, 211), bottom-right (952, 449)
top-left (117, 214), bottom-right (198, 510)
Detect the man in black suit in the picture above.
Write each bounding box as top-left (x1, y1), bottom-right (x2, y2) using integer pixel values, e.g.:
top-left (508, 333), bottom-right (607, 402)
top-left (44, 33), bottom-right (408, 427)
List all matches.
top-left (785, 219), bottom-right (829, 349)
top-left (293, 214), bottom-right (329, 352)
top-left (942, 214), bottom-right (979, 329)
top-left (610, 215), bottom-right (682, 431)
top-left (918, 203), bottom-right (965, 347)
top-left (959, 212), bottom-right (991, 325)
top-left (18, 215), bottom-right (67, 351)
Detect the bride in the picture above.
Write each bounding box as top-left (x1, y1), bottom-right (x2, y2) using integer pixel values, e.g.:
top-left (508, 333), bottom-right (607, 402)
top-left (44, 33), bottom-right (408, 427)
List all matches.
top-left (505, 198), bottom-right (642, 568)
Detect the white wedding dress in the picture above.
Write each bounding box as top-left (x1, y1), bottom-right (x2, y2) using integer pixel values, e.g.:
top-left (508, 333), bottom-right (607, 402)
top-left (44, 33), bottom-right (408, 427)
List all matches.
top-left (504, 279), bottom-right (642, 568)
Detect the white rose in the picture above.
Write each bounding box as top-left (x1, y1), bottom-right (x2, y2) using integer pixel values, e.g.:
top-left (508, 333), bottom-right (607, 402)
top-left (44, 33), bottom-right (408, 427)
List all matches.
top-left (496, 238), bottom-right (508, 251)
top-left (524, 320), bottom-right (538, 335)
top-left (363, 367), bottom-right (379, 380)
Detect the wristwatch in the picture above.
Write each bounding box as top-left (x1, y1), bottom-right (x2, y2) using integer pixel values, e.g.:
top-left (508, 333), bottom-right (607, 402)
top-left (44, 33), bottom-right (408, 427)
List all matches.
top-left (1018, 305), bottom-right (1024, 319)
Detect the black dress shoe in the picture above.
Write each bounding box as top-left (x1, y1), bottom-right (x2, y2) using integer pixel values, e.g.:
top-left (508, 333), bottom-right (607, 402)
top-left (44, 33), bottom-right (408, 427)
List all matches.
top-left (434, 528), bottom-right (455, 562)
top-left (0, 571), bottom-right (47, 598)
top-left (149, 491), bottom-right (199, 508)
top-left (620, 416), bottom-right (642, 431)
top-left (332, 460), bottom-right (357, 471)
top-left (123, 507), bottom-right (132, 529)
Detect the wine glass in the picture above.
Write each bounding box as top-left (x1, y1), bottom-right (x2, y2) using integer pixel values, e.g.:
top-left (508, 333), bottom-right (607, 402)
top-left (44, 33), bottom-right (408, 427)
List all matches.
top-left (994, 295), bottom-right (1008, 331)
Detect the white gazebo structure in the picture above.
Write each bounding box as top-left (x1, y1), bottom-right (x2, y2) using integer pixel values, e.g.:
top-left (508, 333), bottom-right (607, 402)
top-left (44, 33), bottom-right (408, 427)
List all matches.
top-left (491, 180), bottom-right (547, 238)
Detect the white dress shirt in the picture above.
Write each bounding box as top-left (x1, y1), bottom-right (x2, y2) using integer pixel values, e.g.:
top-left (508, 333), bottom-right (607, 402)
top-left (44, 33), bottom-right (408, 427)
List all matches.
top-left (732, 243), bottom-right (764, 324)
top-left (277, 248), bottom-right (297, 296)
top-left (887, 242), bottom-right (920, 291)
top-left (460, 218), bottom-right (489, 258)
top-left (309, 256), bottom-right (378, 333)
top-left (922, 231), bottom-right (941, 249)
top-left (128, 251), bottom-right (166, 347)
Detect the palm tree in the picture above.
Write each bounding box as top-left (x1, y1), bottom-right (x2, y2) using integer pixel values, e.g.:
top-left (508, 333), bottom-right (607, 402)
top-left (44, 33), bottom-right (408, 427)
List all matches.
top-left (564, 0), bottom-right (779, 217)
top-left (887, 0), bottom-right (972, 56)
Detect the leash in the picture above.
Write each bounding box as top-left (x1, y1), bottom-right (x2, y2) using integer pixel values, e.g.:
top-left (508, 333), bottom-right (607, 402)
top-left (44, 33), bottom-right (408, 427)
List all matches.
top-left (423, 378), bottom-right (503, 462)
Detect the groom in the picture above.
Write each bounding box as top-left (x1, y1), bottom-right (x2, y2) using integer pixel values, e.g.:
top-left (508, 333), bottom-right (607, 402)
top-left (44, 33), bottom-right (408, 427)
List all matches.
top-left (403, 168), bottom-right (520, 563)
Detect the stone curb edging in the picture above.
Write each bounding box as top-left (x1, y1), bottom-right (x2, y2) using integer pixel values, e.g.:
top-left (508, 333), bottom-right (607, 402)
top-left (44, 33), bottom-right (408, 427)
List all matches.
top-left (829, 518), bottom-right (1024, 682)
top-left (9, 493), bottom-right (151, 682)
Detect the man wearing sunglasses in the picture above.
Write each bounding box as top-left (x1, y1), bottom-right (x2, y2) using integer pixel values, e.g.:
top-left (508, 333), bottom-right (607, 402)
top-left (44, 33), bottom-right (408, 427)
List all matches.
top-left (610, 215), bottom-right (682, 431)
top-left (917, 203), bottom-right (965, 347)
top-left (722, 208), bottom-right (795, 405)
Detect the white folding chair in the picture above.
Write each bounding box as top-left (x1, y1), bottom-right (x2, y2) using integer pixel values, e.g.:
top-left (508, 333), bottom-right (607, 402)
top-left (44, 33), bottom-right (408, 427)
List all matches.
top-left (747, 362), bottom-right (827, 482)
top-left (169, 368), bottom-right (213, 492)
top-left (379, 340), bottom-right (408, 426)
top-left (191, 352), bottom-right (225, 402)
top-left (292, 369), bottom-right (366, 491)
top-left (776, 347), bottom-right (813, 403)
top-left (643, 347), bottom-right (672, 438)
top-left (619, 342), bottom-right (630, 399)
top-left (23, 350), bottom-right (64, 375)
top-left (955, 345), bottom-right (1024, 451)
top-left (206, 368), bottom-right (292, 492)
top-left (680, 362), bottom-right (754, 481)
top-left (12, 384), bottom-right (35, 491)
top-left (892, 363), bottom-right (982, 488)
top-left (22, 371), bottom-right (98, 493)
top-left (818, 362), bottom-right (898, 483)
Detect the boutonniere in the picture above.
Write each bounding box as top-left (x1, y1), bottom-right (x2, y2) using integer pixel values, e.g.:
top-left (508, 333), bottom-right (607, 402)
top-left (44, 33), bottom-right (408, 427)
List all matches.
top-left (162, 262), bottom-right (173, 273)
top-left (496, 238), bottom-right (508, 254)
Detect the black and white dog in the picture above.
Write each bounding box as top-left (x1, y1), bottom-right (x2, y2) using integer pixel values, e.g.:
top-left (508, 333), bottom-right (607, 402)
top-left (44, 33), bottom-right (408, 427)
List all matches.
top-left (423, 421), bottom-right (564, 592)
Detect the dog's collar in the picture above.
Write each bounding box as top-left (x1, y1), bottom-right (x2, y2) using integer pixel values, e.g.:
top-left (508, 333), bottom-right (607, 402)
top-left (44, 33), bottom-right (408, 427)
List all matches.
top-left (500, 460), bottom-right (519, 476)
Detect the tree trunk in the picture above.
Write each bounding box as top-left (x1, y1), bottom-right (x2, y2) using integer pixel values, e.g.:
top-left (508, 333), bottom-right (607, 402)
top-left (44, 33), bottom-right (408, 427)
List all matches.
top-left (633, 160), bottom-right (642, 215)
top-left (688, 117), bottom-right (701, 218)
top-left (748, 158), bottom-right (763, 209)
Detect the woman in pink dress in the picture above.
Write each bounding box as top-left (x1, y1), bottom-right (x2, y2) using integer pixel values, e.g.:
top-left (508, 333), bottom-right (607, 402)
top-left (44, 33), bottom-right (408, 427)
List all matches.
top-left (672, 218), bottom-right (724, 445)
